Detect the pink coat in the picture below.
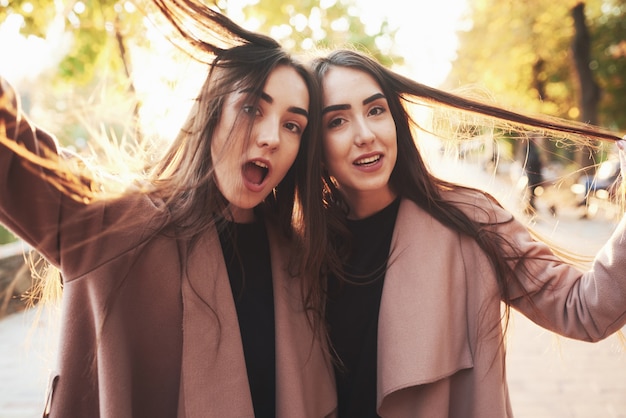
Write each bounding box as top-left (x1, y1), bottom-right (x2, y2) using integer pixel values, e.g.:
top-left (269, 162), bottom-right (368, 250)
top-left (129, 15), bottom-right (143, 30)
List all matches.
top-left (0, 78), bottom-right (336, 417)
top-left (376, 196), bottom-right (626, 417)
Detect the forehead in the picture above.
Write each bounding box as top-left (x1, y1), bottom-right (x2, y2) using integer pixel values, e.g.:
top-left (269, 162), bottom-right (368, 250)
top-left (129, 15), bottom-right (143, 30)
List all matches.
top-left (263, 65), bottom-right (310, 110)
top-left (322, 66), bottom-right (381, 105)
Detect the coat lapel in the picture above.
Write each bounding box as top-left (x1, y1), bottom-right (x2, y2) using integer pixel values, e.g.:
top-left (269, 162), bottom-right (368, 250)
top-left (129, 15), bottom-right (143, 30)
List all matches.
top-left (179, 227), bottom-right (254, 417)
top-left (178, 224), bottom-right (336, 418)
top-left (268, 225), bottom-right (337, 418)
top-left (377, 199), bottom-right (474, 408)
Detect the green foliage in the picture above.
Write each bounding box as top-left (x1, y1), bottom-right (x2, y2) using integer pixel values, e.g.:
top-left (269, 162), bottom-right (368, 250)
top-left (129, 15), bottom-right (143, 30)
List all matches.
top-left (449, 0), bottom-right (625, 132)
top-left (231, 0), bottom-right (402, 67)
top-left (2, 0), bottom-right (401, 147)
top-left (448, 0), bottom-right (577, 117)
top-left (0, 0), bottom-right (57, 38)
top-left (0, 226), bottom-right (17, 245)
top-left (4, 0), bottom-right (400, 85)
top-left (592, 0), bottom-right (626, 130)
top-left (3, 0), bottom-right (128, 85)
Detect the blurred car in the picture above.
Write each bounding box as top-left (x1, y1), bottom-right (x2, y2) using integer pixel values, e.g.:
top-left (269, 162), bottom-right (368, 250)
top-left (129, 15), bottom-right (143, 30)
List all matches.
top-left (571, 157), bottom-right (621, 217)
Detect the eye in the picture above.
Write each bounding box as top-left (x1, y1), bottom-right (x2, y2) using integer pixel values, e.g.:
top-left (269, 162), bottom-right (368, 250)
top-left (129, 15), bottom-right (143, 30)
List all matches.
top-left (327, 116), bottom-right (346, 129)
top-left (284, 122), bottom-right (303, 134)
top-left (368, 106), bottom-right (386, 117)
top-left (242, 105), bottom-right (261, 116)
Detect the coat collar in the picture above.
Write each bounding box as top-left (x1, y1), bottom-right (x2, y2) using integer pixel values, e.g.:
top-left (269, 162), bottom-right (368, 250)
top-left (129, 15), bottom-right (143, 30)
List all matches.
top-left (377, 199), bottom-right (474, 409)
top-left (269, 225), bottom-right (337, 417)
top-left (179, 222), bottom-right (336, 417)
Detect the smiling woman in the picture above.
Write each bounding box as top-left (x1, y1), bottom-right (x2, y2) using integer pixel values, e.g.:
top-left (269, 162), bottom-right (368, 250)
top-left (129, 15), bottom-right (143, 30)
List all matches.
top-left (311, 48), bottom-right (626, 418)
top-left (321, 68), bottom-right (398, 219)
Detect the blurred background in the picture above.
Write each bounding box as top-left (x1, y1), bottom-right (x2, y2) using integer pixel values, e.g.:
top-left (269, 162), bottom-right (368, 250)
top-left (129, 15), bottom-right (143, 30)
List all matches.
top-left (2, 0), bottom-right (626, 307)
top-left (1, 0), bottom-right (626, 269)
top-left (0, 0), bottom-right (624, 221)
top-left (0, 0), bottom-right (626, 244)
top-left (1, 3), bottom-right (626, 417)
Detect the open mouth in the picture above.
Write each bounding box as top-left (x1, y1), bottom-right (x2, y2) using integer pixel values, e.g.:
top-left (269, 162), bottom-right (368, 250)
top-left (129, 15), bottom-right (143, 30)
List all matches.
top-left (354, 155), bottom-right (381, 166)
top-left (243, 160), bottom-right (269, 185)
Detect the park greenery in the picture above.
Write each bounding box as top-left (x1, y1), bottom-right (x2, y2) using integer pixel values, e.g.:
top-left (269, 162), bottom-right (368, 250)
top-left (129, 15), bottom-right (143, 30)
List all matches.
top-left (447, 0), bottom-right (625, 168)
top-left (0, 0), bottom-right (624, 244)
top-left (449, 0), bottom-right (625, 130)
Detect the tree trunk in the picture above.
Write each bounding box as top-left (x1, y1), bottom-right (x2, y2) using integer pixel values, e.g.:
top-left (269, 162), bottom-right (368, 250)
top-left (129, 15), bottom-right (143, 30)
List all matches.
top-left (571, 2), bottom-right (601, 170)
top-left (532, 58), bottom-right (546, 101)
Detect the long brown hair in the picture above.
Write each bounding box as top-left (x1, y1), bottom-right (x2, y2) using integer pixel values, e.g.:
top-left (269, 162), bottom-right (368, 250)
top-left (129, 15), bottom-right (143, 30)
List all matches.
top-left (141, 0), bottom-right (328, 326)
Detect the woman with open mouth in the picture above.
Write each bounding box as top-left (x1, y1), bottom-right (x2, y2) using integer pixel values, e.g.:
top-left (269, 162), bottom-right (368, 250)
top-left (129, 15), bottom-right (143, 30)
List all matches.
top-left (312, 49), bottom-right (626, 418)
top-left (0, 2), bottom-right (335, 417)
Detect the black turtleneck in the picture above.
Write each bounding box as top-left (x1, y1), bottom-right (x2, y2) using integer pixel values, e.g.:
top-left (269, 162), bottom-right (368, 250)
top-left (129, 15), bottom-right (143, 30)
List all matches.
top-left (326, 198), bottom-right (401, 418)
top-left (219, 220), bottom-right (276, 418)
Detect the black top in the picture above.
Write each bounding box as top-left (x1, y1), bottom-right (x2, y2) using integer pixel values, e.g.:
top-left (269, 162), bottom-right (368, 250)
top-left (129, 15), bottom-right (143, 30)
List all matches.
top-left (326, 198), bottom-right (401, 418)
top-left (219, 220), bottom-right (276, 418)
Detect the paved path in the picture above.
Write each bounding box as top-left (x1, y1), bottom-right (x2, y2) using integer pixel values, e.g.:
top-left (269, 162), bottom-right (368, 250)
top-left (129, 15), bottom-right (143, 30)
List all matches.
top-left (1, 159), bottom-right (625, 417)
top-left (0, 306), bottom-right (59, 418)
top-left (507, 311), bottom-right (626, 418)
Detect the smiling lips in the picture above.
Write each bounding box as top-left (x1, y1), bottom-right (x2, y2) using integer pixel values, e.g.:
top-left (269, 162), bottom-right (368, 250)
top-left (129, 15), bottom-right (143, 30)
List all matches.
top-left (354, 153), bottom-right (382, 168)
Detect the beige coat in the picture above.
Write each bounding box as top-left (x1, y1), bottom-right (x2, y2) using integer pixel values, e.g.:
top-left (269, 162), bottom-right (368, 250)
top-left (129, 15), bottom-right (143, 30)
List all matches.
top-left (377, 197), bottom-right (626, 417)
top-left (0, 78), bottom-right (336, 417)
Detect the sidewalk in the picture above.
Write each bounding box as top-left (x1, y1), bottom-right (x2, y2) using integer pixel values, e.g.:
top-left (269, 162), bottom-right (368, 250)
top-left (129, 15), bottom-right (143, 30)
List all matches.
top-left (507, 311), bottom-right (626, 418)
top-left (0, 306), bottom-right (59, 418)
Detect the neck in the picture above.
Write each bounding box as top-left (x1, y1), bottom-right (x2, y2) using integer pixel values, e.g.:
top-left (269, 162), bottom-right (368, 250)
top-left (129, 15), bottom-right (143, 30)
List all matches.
top-left (223, 206), bottom-right (256, 224)
top-left (342, 188), bottom-right (397, 220)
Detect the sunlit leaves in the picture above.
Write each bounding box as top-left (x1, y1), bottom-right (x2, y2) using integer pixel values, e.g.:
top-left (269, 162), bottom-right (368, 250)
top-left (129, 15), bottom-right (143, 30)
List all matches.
top-left (449, 0), bottom-right (625, 131)
top-left (238, 0), bottom-right (401, 67)
top-left (2, 0), bottom-right (142, 86)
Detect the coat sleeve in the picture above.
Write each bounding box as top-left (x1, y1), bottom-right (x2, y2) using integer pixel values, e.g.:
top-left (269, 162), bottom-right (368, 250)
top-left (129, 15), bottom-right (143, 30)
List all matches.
top-left (0, 77), bottom-right (66, 266)
top-left (488, 197), bottom-right (626, 341)
top-left (0, 78), bottom-right (172, 279)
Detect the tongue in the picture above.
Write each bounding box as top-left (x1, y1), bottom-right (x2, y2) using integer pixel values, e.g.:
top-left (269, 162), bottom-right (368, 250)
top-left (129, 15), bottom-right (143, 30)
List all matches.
top-left (243, 163), bottom-right (266, 185)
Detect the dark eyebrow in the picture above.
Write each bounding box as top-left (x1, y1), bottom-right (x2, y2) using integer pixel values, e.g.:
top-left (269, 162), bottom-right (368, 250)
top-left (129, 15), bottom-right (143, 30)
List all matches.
top-left (322, 104), bottom-right (350, 115)
top-left (241, 88), bottom-right (273, 104)
top-left (322, 93), bottom-right (386, 115)
top-left (289, 106), bottom-right (309, 118)
top-left (363, 93), bottom-right (386, 105)
top-left (241, 88), bottom-right (308, 119)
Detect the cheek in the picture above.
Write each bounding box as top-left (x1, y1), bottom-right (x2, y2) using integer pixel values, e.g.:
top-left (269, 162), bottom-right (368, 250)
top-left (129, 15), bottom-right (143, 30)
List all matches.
top-left (322, 149), bottom-right (344, 179)
top-left (384, 124), bottom-right (398, 152)
top-left (277, 140), bottom-right (302, 175)
top-left (211, 134), bottom-right (237, 187)
top-left (322, 135), bottom-right (343, 163)
top-left (321, 145), bottom-right (335, 172)
top-left (210, 142), bottom-right (229, 180)
top-left (286, 143), bottom-right (300, 166)
top-left (211, 123), bottom-right (228, 162)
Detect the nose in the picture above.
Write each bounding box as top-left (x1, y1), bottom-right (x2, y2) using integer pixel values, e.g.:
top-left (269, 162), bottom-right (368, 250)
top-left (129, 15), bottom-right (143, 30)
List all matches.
top-left (354, 117), bottom-right (375, 147)
top-left (255, 117), bottom-right (280, 150)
